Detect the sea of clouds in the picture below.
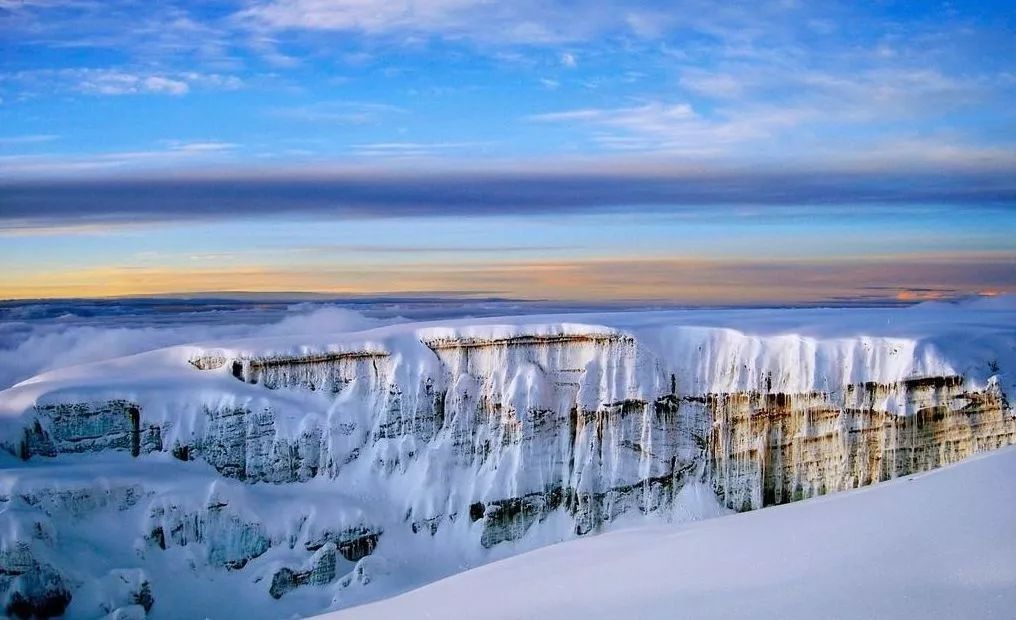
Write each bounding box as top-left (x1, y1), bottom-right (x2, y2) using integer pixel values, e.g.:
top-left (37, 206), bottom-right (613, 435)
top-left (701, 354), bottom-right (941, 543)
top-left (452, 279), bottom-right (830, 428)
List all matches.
top-left (0, 297), bottom-right (647, 391)
top-left (0, 300), bottom-right (390, 390)
top-left (7, 292), bottom-right (908, 392)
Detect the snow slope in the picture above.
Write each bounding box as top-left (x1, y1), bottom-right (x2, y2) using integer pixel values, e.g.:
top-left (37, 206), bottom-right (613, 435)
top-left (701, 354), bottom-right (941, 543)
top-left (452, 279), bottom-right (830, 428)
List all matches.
top-left (323, 445), bottom-right (1016, 620)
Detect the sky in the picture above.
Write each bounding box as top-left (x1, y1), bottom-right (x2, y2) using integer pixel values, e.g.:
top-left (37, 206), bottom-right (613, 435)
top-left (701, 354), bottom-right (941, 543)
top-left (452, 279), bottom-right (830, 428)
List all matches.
top-left (0, 0), bottom-right (1014, 303)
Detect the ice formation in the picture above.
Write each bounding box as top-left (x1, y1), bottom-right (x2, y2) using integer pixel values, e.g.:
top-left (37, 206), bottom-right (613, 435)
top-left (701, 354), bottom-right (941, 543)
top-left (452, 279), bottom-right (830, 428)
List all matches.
top-left (0, 298), bottom-right (1013, 618)
top-left (317, 444), bottom-right (1016, 620)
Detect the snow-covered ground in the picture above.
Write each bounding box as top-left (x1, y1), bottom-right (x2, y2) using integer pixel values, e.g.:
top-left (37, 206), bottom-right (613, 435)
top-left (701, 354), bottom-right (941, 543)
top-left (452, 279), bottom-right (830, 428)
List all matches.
top-left (0, 296), bottom-right (1013, 619)
top-left (323, 445), bottom-right (1016, 620)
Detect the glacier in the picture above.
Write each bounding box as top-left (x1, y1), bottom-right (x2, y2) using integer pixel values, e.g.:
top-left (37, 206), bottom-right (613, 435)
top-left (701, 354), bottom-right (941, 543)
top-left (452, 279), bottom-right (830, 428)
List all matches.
top-left (0, 297), bottom-right (1013, 618)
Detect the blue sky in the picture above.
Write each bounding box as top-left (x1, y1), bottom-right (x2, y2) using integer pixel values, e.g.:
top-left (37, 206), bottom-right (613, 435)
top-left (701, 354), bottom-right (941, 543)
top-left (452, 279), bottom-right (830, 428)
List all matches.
top-left (0, 1), bottom-right (1013, 301)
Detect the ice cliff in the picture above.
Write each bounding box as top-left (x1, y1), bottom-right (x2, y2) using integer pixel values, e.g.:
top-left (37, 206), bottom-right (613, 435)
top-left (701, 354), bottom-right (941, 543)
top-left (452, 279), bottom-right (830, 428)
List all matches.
top-left (0, 299), bottom-right (1014, 619)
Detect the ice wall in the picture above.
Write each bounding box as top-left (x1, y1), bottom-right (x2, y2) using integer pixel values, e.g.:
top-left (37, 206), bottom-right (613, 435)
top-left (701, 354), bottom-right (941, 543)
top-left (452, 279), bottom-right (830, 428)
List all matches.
top-left (0, 311), bottom-right (1013, 619)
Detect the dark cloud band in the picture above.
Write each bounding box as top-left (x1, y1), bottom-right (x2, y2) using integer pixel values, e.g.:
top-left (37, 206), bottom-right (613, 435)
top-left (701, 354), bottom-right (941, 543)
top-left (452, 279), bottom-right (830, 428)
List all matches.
top-left (2, 167), bottom-right (1014, 228)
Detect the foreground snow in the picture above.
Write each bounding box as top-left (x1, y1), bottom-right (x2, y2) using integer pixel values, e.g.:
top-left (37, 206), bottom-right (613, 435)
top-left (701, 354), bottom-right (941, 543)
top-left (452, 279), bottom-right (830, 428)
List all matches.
top-left (323, 446), bottom-right (1016, 620)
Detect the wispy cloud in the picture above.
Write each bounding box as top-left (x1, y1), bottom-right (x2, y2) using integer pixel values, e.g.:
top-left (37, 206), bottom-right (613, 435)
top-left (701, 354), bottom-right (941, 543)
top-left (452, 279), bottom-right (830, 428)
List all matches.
top-left (1, 1), bottom-right (241, 69)
top-left (80, 72), bottom-right (190, 95)
top-left (233, 0), bottom-right (644, 45)
top-left (2, 68), bottom-right (244, 98)
top-left (528, 60), bottom-right (1014, 159)
top-left (350, 141), bottom-right (491, 158)
top-left (1, 1), bottom-right (1013, 185)
top-left (0, 140), bottom-right (238, 177)
top-left (159, 140), bottom-right (238, 153)
top-left (0, 134), bottom-right (59, 146)
top-left (267, 101), bottom-right (406, 124)
top-left (678, 70), bottom-right (742, 98)
top-left (529, 101), bottom-right (794, 156)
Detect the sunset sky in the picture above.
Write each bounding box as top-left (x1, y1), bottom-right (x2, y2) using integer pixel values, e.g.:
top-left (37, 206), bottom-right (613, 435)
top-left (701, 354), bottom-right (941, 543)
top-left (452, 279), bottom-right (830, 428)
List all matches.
top-left (1, 1), bottom-right (1013, 302)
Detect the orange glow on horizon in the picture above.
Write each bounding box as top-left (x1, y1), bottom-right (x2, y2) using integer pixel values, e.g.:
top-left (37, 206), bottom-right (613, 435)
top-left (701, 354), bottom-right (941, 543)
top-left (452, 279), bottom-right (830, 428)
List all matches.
top-left (2, 257), bottom-right (1012, 303)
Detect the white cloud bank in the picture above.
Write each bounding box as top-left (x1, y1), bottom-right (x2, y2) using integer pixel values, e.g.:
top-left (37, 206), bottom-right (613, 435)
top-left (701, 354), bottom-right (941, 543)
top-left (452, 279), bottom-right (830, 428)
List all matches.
top-left (0, 305), bottom-right (382, 390)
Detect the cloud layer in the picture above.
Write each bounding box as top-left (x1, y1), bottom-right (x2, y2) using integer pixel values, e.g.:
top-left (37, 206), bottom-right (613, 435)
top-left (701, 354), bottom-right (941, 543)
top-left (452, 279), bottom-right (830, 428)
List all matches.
top-left (2, 1), bottom-right (1013, 170)
top-left (0, 302), bottom-right (383, 390)
top-left (2, 167), bottom-right (1014, 230)
top-left (1, 1), bottom-right (1012, 303)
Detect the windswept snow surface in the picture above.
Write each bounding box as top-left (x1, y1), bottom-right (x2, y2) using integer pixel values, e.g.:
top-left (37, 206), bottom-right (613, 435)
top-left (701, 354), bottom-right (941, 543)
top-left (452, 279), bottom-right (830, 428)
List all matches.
top-left (322, 446), bottom-right (1016, 620)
